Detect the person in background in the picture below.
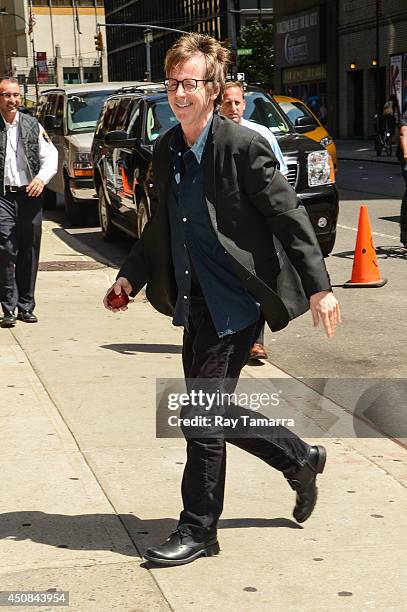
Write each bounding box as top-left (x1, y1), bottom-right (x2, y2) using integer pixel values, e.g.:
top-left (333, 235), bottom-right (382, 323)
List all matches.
top-left (383, 94), bottom-right (400, 143)
top-left (398, 101), bottom-right (407, 247)
top-left (220, 80), bottom-right (289, 362)
top-left (0, 78), bottom-right (58, 328)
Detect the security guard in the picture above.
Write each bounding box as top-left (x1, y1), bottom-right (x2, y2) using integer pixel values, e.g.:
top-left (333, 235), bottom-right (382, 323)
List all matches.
top-left (0, 78), bottom-right (58, 328)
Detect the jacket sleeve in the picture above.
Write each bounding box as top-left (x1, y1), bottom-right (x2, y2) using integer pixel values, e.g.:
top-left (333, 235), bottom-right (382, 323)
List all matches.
top-left (116, 136), bottom-right (165, 296)
top-left (116, 229), bottom-right (149, 297)
top-left (243, 133), bottom-right (332, 297)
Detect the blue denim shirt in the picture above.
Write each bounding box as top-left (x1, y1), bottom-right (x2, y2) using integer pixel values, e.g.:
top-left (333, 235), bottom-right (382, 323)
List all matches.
top-left (167, 119), bottom-right (259, 337)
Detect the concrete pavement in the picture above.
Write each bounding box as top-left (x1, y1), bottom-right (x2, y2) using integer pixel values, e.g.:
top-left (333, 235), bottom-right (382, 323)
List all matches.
top-left (0, 218), bottom-right (406, 611)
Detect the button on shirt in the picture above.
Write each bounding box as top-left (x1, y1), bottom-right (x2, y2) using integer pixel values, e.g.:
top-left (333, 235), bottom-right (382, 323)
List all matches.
top-left (3, 112), bottom-right (58, 186)
top-left (167, 119), bottom-right (260, 338)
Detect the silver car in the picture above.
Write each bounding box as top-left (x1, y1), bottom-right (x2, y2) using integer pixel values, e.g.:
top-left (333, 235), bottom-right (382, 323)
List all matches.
top-left (36, 82), bottom-right (136, 225)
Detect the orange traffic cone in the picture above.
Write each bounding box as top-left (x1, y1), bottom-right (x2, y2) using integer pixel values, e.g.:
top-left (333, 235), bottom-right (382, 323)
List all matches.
top-left (344, 205), bottom-right (387, 288)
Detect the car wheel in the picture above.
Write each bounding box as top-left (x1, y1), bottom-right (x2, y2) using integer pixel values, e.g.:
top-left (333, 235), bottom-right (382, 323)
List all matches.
top-left (98, 185), bottom-right (120, 242)
top-left (320, 234), bottom-right (336, 257)
top-left (64, 177), bottom-right (87, 226)
top-left (137, 196), bottom-right (150, 238)
top-left (42, 186), bottom-right (57, 210)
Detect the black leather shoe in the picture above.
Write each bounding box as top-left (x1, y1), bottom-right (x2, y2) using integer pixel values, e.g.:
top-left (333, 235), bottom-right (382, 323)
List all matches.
top-left (1, 311), bottom-right (16, 328)
top-left (143, 527), bottom-right (220, 566)
top-left (17, 311), bottom-right (38, 323)
top-left (287, 445), bottom-right (327, 524)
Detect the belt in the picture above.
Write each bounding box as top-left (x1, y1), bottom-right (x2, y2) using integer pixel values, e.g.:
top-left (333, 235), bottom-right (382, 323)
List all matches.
top-left (5, 185), bottom-right (27, 193)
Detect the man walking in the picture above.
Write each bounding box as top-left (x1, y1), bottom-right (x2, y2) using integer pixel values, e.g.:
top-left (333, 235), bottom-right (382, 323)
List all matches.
top-left (0, 78), bottom-right (58, 328)
top-left (104, 33), bottom-right (340, 567)
top-left (220, 80), bottom-right (289, 361)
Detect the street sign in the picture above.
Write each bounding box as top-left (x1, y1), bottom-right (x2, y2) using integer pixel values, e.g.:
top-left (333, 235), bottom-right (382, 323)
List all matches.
top-left (237, 48), bottom-right (252, 56)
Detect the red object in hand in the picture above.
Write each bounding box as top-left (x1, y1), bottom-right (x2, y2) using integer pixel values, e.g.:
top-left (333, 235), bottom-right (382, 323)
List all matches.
top-left (107, 287), bottom-right (129, 308)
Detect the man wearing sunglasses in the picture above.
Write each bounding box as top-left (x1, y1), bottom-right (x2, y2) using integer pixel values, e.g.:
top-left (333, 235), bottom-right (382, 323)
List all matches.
top-left (0, 78), bottom-right (57, 328)
top-left (104, 33), bottom-right (340, 567)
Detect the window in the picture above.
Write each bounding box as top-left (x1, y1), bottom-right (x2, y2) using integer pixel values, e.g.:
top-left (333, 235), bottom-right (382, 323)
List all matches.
top-left (114, 97), bottom-right (133, 132)
top-left (95, 97), bottom-right (119, 138)
top-left (279, 100), bottom-right (315, 125)
top-left (67, 90), bottom-right (115, 134)
top-left (145, 100), bottom-right (178, 144)
top-left (127, 100), bottom-right (141, 138)
top-left (36, 95), bottom-right (49, 123)
top-left (243, 92), bottom-right (290, 134)
top-left (33, 1), bottom-right (104, 6)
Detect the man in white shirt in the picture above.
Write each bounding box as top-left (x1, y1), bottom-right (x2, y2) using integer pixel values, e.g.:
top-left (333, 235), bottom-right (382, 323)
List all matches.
top-left (220, 81), bottom-right (288, 361)
top-left (0, 78), bottom-right (58, 328)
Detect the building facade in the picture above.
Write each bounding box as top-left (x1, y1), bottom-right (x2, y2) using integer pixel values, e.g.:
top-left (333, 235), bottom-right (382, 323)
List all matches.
top-left (338, 0), bottom-right (407, 139)
top-left (274, 0), bottom-right (407, 139)
top-left (273, 0), bottom-right (339, 137)
top-left (0, 0), bottom-right (106, 105)
top-left (104, 0), bottom-right (273, 82)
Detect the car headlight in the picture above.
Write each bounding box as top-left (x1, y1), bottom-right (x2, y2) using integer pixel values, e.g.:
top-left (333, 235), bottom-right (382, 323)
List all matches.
top-left (71, 151), bottom-right (93, 177)
top-left (76, 152), bottom-right (91, 163)
top-left (320, 136), bottom-right (333, 148)
top-left (307, 150), bottom-right (335, 186)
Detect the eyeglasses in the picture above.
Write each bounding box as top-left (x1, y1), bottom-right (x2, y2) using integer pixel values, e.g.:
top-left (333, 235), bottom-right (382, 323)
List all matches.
top-left (0, 92), bottom-right (21, 99)
top-left (164, 78), bottom-right (213, 93)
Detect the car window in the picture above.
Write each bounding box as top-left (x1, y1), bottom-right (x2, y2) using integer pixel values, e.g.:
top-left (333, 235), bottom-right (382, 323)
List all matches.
top-left (243, 92), bottom-right (290, 134)
top-left (95, 97), bottom-right (119, 138)
top-left (67, 90), bottom-right (114, 134)
top-left (127, 100), bottom-right (141, 138)
top-left (114, 97), bottom-right (133, 131)
top-left (279, 100), bottom-right (315, 125)
top-left (36, 95), bottom-right (50, 123)
top-left (55, 94), bottom-right (64, 126)
top-left (145, 99), bottom-right (178, 144)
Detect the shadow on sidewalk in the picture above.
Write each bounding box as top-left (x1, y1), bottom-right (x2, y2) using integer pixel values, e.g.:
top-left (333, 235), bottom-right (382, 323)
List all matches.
top-left (100, 343), bottom-right (182, 355)
top-left (332, 245), bottom-right (407, 261)
top-left (0, 512), bottom-right (300, 559)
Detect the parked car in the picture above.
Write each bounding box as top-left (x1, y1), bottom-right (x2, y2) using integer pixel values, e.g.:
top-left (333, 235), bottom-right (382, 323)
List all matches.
top-left (92, 85), bottom-right (338, 256)
top-left (273, 95), bottom-right (338, 171)
top-left (36, 82), bottom-right (137, 224)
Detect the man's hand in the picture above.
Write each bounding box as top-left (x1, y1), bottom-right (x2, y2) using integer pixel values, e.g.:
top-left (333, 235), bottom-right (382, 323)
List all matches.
top-left (103, 276), bottom-right (133, 312)
top-left (310, 290), bottom-right (341, 338)
top-left (26, 177), bottom-right (45, 198)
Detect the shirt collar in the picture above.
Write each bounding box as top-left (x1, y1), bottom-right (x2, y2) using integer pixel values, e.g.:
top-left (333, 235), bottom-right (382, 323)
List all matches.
top-left (170, 115), bottom-right (213, 164)
top-left (1, 111), bottom-right (19, 127)
top-left (189, 117), bottom-right (212, 163)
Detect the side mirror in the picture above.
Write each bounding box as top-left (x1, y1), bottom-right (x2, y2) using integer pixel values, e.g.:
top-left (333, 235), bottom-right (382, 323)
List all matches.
top-left (44, 114), bottom-right (62, 132)
top-left (104, 130), bottom-right (137, 148)
top-left (294, 115), bottom-right (319, 133)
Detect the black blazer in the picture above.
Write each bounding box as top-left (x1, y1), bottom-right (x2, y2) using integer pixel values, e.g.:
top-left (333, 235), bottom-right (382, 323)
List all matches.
top-left (119, 113), bottom-right (331, 332)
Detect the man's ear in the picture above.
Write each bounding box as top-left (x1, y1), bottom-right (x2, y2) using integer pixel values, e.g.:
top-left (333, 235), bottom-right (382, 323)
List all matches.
top-left (212, 83), bottom-right (220, 101)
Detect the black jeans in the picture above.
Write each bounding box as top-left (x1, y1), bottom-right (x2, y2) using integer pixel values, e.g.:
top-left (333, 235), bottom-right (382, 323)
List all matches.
top-left (178, 297), bottom-right (310, 538)
top-left (0, 191), bottom-right (42, 314)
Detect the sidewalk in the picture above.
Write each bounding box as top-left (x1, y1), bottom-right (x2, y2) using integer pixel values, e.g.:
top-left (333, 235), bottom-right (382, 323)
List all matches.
top-left (336, 139), bottom-right (400, 165)
top-left (0, 219), bottom-right (406, 611)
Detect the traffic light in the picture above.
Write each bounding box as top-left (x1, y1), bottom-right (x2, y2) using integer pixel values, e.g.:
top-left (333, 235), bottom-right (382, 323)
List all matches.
top-left (94, 31), bottom-right (103, 52)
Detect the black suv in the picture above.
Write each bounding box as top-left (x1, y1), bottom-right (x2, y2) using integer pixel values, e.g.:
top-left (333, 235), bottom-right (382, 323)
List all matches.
top-left (92, 85), bottom-right (338, 255)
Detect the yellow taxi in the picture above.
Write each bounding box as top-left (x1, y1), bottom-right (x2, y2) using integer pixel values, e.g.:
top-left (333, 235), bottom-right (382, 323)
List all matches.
top-left (274, 95), bottom-right (338, 170)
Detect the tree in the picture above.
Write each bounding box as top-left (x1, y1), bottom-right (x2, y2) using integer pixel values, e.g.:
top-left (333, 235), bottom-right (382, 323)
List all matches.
top-left (237, 20), bottom-right (274, 86)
